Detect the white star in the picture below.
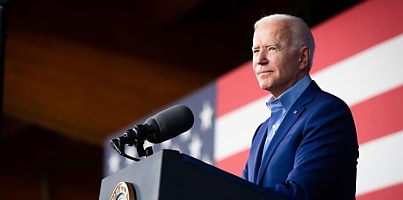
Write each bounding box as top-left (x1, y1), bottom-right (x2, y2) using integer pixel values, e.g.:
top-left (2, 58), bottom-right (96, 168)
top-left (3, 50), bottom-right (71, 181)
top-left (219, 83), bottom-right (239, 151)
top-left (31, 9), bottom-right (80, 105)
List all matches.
top-left (108, 152), bottom-right (121, 174)
top-left (199, 101), bottom-right (214, 131)
top-left (189, 133), bottom-right (203, 159)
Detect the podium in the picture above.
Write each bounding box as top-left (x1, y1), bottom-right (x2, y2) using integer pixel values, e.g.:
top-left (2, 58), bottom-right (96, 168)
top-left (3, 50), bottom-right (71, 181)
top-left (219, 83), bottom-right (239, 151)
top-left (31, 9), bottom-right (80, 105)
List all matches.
top-left (99, 149), bottom-right (286, 200)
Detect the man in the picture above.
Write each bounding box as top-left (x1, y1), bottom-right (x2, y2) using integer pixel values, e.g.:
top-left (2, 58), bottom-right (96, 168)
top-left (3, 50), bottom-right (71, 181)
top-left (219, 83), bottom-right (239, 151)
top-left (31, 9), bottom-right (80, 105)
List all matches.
top-left (242, 14), bottom-right (359, 200)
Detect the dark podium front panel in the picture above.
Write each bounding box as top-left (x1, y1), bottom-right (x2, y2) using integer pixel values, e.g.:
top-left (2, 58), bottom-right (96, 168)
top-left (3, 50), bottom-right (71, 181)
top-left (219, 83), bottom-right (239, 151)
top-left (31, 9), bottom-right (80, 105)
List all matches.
top-left (99, 149), bottom-right (286, 200)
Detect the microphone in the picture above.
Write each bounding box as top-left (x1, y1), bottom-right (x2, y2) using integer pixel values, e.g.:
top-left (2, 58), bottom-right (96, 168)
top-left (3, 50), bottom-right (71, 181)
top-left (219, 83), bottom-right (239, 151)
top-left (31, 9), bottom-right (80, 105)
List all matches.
top-left (124, 105), bottom-right (194, 144)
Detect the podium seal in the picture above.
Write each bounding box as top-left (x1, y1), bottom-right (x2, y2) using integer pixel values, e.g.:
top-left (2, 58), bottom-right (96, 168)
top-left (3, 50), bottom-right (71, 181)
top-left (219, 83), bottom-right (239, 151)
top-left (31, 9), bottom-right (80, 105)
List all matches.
top-left (110, 182), bottom-right (136, 200)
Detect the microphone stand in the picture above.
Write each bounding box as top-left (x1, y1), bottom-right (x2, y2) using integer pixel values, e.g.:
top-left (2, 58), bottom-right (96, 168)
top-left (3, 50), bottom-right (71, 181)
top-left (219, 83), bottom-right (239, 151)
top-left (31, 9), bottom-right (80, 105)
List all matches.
top-left (110, 131), bottom-right (154, 162)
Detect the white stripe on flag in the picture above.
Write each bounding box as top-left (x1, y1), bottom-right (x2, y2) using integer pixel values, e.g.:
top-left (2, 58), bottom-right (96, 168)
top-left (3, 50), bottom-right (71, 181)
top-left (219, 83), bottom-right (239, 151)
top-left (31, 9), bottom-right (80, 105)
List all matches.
top-left (356, 130), bottom-right (403, 195)
top-left (215, 97), bottom-right (268, 160)
top-left (313, 33), bottom-right (403, 106)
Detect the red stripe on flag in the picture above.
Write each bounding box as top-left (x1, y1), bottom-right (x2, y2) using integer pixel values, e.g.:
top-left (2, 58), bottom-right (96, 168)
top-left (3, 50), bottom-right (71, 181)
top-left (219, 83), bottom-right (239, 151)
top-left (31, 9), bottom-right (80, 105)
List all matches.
top-left (216, 61), bottom-right (264, 117)
top-left (215, 149), bottom-right (249, 177)
top-left (217, 0), bottom-right (403, 117)
top-left (312, 0), bottom-right (403, 73)
top-left (352, 86), bottom-right (403, 144)
top-left (357, 182), bottom-right (403, 200)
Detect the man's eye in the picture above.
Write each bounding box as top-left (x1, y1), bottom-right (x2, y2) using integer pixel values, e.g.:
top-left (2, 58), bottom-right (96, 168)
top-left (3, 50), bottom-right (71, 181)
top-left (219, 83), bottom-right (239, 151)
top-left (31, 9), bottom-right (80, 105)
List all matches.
top-left (268, 46), bottom-right (277, 51)
top-left (252, 49), bottom-right (260, 54)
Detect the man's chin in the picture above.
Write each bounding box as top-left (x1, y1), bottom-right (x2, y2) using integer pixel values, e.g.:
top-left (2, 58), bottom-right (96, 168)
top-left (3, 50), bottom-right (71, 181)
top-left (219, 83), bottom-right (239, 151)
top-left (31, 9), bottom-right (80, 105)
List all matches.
top-left (258, 81), bottom-right (273, 90)
top-left (259, 85), bottom-right (272, 92)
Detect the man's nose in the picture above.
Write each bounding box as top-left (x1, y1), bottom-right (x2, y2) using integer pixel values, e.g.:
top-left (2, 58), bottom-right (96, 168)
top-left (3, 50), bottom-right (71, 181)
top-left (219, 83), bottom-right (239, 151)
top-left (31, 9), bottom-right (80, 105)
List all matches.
top-left (256, 51), bottom-right (268, 65)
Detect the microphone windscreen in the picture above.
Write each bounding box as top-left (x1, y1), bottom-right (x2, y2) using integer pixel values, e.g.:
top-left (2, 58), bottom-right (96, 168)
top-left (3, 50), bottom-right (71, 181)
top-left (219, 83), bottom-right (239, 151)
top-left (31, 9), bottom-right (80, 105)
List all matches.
top-left (145, 105), bottom-right (194, 143)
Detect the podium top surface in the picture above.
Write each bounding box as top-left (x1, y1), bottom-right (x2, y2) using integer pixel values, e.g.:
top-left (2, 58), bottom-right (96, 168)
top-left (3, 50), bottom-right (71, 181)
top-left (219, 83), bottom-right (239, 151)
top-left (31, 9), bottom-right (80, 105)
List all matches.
top-left (100, 150), bottom-right (287, 200)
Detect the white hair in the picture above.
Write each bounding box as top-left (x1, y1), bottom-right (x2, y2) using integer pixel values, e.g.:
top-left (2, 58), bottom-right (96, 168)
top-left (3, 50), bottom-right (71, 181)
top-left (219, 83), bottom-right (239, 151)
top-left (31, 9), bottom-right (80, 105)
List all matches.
top-left (254, 14), bottom-right (316, 70)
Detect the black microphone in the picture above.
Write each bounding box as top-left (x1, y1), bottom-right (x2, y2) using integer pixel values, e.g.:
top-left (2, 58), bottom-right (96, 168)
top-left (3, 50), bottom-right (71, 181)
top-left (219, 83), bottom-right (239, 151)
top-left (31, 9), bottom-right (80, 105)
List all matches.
top-left (124, 105), bottom-right (194, 144)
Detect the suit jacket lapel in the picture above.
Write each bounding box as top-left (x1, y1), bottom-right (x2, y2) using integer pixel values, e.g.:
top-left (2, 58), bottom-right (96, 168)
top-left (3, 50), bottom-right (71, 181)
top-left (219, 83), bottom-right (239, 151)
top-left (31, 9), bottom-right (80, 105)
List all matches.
top-left (250, 122), bottom-right (268, 183)
top-left (256, 82), bottom-right (319, 184)
top-left (256, 107), bottom-right (304, 183)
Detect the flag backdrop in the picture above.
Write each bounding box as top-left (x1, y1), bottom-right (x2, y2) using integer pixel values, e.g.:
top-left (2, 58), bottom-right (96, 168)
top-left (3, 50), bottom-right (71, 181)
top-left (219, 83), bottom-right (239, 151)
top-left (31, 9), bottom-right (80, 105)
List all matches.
top-left (104, 0), bottom-right (403, 199)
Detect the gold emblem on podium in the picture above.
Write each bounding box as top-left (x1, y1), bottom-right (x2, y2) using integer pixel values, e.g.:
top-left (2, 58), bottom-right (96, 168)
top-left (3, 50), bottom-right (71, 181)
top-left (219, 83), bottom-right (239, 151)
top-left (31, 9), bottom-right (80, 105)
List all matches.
top-left (110, 182), bottom-right (136, 200)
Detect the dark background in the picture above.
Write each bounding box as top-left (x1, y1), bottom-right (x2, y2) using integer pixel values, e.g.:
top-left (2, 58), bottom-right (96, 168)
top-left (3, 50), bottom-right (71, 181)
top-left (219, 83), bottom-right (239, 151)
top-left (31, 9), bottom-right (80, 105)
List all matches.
top-left (1, 0), bottom-right (362, 199)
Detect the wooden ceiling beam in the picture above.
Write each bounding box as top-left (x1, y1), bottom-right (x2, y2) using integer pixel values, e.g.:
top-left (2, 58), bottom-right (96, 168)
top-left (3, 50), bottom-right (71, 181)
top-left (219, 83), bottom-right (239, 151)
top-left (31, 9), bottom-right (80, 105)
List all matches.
top-left (3, 29), bottom-right (211, 146)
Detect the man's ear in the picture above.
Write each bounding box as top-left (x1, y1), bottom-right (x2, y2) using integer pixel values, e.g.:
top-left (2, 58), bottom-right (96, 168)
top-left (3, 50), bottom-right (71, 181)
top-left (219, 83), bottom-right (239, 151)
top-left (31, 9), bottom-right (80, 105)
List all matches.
top-left (298, 46), bottom-right (310, 70)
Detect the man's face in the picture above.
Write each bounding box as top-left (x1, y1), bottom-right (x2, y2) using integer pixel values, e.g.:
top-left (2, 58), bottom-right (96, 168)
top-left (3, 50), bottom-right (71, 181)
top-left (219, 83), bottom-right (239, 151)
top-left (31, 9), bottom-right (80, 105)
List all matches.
top-left (252, 20), bottom-right (306, 97)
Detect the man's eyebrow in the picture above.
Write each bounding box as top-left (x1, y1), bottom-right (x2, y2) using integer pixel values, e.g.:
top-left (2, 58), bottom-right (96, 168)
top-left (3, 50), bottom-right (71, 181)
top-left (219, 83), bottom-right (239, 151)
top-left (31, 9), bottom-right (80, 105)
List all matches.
top-left (251, 44), bottom-right (278, 49)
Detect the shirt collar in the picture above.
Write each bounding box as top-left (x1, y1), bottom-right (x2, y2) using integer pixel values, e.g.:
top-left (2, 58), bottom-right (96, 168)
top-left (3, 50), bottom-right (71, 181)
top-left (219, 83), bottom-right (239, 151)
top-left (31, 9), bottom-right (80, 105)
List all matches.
top-left (266, 75), bottom-right (312, 111)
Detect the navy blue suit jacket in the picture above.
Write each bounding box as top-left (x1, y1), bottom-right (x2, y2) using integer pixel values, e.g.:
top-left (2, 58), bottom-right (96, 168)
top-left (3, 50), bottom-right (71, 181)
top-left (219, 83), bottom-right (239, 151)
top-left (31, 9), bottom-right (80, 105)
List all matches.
top-left (243, 81), bottom-right (359, 200)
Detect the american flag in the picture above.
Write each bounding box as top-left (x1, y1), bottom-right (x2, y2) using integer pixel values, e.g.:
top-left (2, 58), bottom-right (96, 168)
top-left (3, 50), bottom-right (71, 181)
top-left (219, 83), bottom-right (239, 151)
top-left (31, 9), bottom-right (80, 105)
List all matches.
top-left (104, 83), bottom-right (217, 173)
top-left (104, 0), bottom-right (403, 199)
